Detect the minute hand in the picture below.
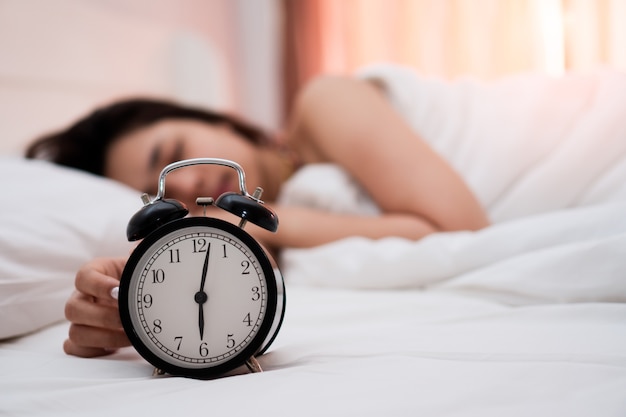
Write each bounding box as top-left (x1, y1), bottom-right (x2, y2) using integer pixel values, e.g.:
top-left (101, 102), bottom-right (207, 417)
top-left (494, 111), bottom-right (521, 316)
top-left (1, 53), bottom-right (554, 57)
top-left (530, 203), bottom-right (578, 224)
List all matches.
top-left (199, 243), bottom-right (211, 292)
top-left (195, 243), bottom-right (211, 340)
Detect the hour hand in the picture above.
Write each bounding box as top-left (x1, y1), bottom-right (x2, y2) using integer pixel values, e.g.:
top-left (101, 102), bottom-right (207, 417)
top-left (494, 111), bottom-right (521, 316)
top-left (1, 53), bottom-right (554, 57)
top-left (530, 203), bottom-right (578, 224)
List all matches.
top-left (195, 289), bottom-right (208, 340)
top-left (198, 302), bottom-right (205, 340)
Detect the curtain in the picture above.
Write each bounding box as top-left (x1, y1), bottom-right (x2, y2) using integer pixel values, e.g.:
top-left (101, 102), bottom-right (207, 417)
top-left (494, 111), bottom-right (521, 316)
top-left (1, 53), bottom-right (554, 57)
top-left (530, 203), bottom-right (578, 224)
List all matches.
top-left (282, 0), bottom-right (626, 111)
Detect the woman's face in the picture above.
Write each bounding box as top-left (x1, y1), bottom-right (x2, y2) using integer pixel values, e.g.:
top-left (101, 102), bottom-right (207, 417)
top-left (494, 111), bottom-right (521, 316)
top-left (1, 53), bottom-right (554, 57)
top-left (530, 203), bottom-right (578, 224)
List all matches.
top-left (104, 119), bottom-right (263, 213)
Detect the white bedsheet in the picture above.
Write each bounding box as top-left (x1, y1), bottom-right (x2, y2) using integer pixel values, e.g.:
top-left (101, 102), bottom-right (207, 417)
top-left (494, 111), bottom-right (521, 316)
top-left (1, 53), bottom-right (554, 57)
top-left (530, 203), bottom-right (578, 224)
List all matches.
top-left (2, 287), bottom-right (626, 417)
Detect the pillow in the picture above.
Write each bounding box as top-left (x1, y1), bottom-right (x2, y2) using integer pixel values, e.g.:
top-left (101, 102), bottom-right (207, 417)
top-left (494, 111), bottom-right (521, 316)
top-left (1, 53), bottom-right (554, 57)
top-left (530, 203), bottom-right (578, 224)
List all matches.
top-left (0, 157), bottom-right (143, 339)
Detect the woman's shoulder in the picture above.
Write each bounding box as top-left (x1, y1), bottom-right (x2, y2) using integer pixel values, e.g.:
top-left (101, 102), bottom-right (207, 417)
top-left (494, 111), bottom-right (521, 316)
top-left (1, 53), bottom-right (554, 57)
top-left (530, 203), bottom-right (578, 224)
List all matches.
top-left (285, 75), bottom-right (391, 163)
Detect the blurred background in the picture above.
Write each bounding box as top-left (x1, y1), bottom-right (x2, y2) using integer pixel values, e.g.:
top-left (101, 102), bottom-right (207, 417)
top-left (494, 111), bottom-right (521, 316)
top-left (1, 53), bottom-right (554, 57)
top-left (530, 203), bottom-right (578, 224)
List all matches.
top-left (1, 0), bottom-right (625, 154)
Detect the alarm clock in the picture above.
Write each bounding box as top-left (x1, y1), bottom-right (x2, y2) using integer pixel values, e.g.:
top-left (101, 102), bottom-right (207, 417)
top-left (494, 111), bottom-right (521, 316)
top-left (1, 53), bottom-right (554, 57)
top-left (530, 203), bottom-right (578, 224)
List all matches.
top-left (118, 158), bottom-right (285, 379)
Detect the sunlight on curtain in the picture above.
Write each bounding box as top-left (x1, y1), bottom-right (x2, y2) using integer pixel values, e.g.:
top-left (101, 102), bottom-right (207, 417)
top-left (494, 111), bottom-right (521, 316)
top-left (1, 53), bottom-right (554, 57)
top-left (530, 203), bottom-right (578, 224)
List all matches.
top-left (565, 0), bottom-right (626, 70)
top-left (285, 0), bottom-right (626, 88)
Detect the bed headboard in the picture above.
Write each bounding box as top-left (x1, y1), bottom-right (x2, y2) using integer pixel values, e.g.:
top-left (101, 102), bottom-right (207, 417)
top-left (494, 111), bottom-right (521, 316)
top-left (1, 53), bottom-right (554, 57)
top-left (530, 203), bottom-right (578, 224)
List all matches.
top-left (0, 0), bottom-right (231, 155)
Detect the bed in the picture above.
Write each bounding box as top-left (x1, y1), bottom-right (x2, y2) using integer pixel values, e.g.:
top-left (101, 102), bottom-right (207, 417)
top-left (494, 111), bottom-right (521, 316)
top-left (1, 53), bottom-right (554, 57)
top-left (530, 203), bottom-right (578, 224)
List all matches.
top-left (2, 64), bottom-right (626, 416)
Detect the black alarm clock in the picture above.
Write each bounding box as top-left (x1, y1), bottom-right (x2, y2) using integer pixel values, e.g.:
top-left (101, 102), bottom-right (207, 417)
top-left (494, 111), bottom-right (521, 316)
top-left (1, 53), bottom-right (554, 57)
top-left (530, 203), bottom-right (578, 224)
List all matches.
top-left (118, 158), bottom-right (285, 379)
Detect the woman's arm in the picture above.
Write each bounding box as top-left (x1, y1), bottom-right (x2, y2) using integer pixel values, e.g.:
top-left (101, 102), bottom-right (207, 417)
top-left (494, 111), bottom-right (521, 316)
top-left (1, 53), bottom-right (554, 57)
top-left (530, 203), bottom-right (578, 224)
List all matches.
top-left (244, 205), bottom-right (437, 250)
top-left (286, 76), bottom-right (490, 234)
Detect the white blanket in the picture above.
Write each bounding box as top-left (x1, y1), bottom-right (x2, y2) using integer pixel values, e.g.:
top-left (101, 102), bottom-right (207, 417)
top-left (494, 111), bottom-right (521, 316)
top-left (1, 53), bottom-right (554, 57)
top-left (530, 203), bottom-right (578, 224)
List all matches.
top-left (279, 64), bottom-right (626, 305)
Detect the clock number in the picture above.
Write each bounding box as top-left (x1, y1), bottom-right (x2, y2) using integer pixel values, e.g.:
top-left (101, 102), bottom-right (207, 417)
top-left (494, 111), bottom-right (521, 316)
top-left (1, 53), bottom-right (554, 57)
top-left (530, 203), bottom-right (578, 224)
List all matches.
top-left (243, 313), bottom-right (252, 327)
top-left (241, 260), bottom-right (250, 275)
top-left (151, 269), bottom-right (165, 283)
top-left (226, 334), bottom-right (235, 349)
top-left (222, 244), bottom-right (227, 258)
top-left (174, 336), bottom-right (183, 350)
top-left (169, 249), bottom-right (180, 263)
top-left (193, 238), bottom-right (207, 253)
top-left (152, 319), bottom-right (163, 334)
top-left (251, 286), bottom-right (260, 301)
top-left (199, 342), bottom-right (209, 357)
top-left (143, 294), bottom-right (153, 308)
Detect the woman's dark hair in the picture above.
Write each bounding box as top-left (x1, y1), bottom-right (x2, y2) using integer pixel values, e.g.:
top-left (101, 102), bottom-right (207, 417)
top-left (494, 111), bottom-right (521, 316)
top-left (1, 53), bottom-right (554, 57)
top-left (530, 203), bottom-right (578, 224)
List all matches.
top-left (25, 98), bottom-right (272, 176)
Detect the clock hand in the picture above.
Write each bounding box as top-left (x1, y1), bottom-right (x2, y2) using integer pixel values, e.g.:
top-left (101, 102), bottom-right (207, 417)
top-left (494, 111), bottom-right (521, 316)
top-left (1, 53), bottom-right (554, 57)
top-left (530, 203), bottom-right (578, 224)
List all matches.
top-left (199, 242), bottom-right (211, 292)
top-left (195, 243), bottom-right (211, 340)
top-left (198, 304), bottom-right (205, 341)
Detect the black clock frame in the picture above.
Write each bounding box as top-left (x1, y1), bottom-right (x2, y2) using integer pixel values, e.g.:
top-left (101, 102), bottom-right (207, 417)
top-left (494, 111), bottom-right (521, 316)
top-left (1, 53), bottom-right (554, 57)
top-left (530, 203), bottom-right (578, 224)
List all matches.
top-left (119, 216), bottom-right (285, 379)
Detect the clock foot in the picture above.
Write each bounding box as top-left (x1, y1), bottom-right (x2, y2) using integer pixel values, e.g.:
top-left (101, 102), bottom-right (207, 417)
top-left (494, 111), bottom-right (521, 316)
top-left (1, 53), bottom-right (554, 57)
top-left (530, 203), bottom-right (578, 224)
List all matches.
top-left (245, 357), bottom-right (263, 373)
top-left (152, 367), bottom-right (166, 376)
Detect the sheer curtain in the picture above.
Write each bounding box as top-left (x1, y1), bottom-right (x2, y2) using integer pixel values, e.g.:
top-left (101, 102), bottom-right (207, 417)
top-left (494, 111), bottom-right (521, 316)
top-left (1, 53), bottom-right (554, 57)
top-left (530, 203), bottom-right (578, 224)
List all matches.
top-left (283, 0), bottom-right (626, 109)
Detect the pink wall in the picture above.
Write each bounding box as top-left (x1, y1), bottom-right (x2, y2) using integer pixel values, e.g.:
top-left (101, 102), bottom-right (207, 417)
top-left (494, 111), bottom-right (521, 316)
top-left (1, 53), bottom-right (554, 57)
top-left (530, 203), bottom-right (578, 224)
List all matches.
top-left (0, 0), bottom-right (282, 154)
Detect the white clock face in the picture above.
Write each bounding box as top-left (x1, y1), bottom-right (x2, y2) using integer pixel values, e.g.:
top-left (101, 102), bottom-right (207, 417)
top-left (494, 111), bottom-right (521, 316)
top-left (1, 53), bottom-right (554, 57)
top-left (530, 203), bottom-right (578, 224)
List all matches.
top-left (124, 224), bottom-right (269, 370)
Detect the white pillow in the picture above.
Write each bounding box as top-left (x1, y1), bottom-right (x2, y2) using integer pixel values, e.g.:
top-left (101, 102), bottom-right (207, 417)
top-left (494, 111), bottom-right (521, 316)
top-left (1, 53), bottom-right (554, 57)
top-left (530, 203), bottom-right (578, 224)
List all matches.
top-left (0, 157), bottom-right (143, 339)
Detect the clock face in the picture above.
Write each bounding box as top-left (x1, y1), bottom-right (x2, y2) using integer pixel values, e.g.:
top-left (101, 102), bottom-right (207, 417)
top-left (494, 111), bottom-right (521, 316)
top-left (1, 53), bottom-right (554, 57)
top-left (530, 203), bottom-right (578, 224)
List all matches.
top-left (119, 217), bottom-right (278, 377)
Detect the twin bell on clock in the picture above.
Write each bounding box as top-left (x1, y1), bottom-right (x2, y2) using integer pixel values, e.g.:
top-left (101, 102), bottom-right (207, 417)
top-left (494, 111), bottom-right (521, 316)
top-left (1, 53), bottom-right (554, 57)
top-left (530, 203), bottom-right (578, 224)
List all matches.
top-left (118, 158), bottom-right (286, 379)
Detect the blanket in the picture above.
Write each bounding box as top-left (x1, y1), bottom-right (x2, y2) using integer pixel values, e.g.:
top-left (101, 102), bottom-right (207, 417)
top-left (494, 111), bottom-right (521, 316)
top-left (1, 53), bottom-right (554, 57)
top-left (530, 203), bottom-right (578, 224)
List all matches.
top-left (278, 64), bottom-right (626, 304)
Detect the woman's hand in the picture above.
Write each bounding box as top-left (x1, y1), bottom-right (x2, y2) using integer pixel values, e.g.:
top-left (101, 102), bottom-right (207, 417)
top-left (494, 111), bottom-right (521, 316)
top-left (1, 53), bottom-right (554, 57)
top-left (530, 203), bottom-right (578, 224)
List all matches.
top-left (63, 257), bottom-right (130, 357)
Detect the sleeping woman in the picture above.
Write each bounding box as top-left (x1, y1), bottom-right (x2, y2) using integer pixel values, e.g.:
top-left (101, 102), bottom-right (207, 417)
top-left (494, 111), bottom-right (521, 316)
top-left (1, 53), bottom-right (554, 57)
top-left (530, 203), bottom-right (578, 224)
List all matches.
top-left (26, 75), bottom-right (490, 358)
